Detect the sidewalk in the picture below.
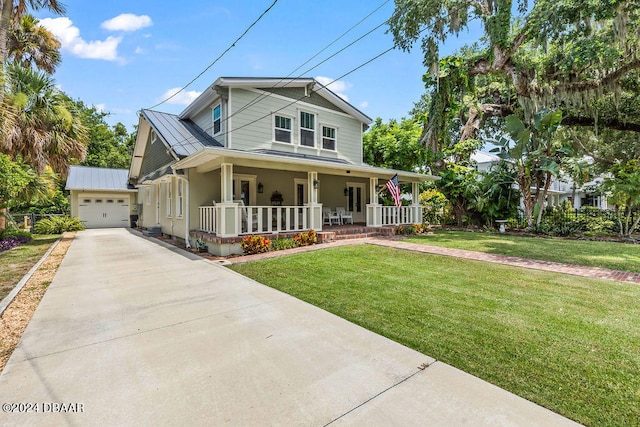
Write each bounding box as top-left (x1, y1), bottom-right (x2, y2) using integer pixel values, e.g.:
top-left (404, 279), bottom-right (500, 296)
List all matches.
top-left (230, 237), bottom-right (640, 284)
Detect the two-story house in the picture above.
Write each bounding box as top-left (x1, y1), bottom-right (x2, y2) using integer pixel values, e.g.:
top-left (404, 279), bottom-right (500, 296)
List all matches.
top-left (128, 77), bottom-right (437, 255)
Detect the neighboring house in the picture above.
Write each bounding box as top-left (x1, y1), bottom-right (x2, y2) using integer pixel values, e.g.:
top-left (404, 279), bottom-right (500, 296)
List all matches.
top-left (128, 77), bottom-right (437, 255)
top-left (66, 166), bottom-right (138, 228)
top-left (472, 152), bottom-right (608, 210)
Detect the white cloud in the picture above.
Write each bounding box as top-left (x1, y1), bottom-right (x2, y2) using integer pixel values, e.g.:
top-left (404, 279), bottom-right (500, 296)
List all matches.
top-left (95, 103), bottom-right (106, 113)
top-left (315, 76), bottom-right (351, 101)
top-left (359, 101), bottom-right (369, 109)
top-left (159, 87), bottom-right (202, 105)
top-left (101, 14), bottom-right (152, 32)
top-left (40, 17), bottom-right (121, 61)
top-left (135, 46), bottom-right (144, 54)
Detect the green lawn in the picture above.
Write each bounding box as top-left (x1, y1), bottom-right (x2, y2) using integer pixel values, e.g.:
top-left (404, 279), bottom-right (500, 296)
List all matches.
top-left (405, 230), bottom-right (640, 273)
top-left (230, 245), bottom-right (640, 427)
top-left (0, 235), bottom-right (59, 301)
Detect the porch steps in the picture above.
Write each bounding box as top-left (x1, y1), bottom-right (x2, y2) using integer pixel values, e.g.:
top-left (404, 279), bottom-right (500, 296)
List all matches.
top-left (143, 226), bottom-right (162, 237)
top-left (318, 226), bottom-right (395, 243)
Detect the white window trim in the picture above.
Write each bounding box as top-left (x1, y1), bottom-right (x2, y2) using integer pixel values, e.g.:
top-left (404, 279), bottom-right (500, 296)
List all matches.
top-left (232, 174), bottom-right (257, 206)
top-left (166, 180), bottom-right (173, 218)
top-left (298, 110), bottom-right (316, 148)
top-left (320, 123), bottom-right (338, 152)
top-left (273, 113), bottom-right (294, 144)
top-left (212, 103), bottom-right (222, 136)
top-left (177, 180), bottom-right (183, 218)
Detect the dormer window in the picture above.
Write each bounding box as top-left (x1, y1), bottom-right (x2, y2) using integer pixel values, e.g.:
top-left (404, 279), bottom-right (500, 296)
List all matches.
top-left (213, 104), bottom-right (221, 135)
top-left (274, 115), bottom-right (292, 143)
top-left (299, 111), bottom-right (315, 147)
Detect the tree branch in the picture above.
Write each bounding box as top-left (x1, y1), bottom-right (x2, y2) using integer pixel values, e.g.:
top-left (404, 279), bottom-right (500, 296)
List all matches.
top-left (562, 115), bottom-right (640, 133)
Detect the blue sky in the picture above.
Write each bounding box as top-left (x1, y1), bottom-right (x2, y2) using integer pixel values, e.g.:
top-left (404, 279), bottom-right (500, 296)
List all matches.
top-left (36, 0), bottom-right (473, 130)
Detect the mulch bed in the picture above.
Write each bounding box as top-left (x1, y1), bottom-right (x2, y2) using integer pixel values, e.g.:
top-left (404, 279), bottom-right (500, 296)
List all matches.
top-left (0, 232), bottom-right (75, 373)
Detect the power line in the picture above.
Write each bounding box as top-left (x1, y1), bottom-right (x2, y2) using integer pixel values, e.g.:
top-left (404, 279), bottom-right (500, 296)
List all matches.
top-left (160, 3), bottom-right (393, 144)
top-left (146, 0), bottom-right (279, 110)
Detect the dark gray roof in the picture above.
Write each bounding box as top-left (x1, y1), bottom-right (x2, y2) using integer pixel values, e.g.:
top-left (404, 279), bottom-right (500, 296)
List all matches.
top-left (66, 166), bottom-right (133, 191)
top-left (142, 109), bottom-right (222, 157)
top-left (250, 149), bottom-right (353, 165)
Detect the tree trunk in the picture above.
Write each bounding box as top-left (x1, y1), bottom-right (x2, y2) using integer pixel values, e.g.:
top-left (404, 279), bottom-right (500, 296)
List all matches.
top-left (536, 172), bottom-right (553, 225)
top-left (0, 207), bottom-right (6, 230)
top-left (0, 0), bottom-right (13, 101)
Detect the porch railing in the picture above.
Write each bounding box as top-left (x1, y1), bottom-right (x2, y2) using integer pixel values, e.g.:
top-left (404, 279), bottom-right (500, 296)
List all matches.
top-left (198, 205), bottom-right (312, 235)
top-left (381, 206), bottom-right (420, 226)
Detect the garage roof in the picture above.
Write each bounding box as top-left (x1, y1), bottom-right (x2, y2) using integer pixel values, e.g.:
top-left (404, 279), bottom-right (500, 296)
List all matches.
top-left (66, 166), bottom-right (136, 192)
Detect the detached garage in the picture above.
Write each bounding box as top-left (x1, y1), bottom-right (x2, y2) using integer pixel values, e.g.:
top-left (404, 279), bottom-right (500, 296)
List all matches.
top-left (66, 166), bottom-right (138, 228)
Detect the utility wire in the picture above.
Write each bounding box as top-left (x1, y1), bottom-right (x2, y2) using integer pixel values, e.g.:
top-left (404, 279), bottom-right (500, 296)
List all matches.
top-left (146, 0), bottom-right (279, 110)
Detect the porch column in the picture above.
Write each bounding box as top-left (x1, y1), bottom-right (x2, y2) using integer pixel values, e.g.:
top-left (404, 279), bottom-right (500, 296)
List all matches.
top-left (221, 163), bottom-right (233, 202)
top-left (367, 177), bottom-right (381, 227)
top-left (307, 171), bottom-right (321, 230)
top-left (217, 163), bottom-right (239, 237)
top-left (411, 182), bottom-right (422, 224)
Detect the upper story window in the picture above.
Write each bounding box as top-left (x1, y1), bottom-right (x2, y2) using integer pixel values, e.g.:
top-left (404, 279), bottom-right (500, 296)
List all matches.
top-left (213, 104), bottom-right (221, 135)
top-left (322, 126), bottom-right (336, 151)
top-left (299, 111), bottom-right (315, 147)
top-left (274, 115), bottom-right (292, 143)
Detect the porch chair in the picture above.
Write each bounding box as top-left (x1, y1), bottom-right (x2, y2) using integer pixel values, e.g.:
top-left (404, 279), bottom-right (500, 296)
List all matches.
top-left (336, 207), bottom-right (353, 224)
top-left (322, 207), bottom-right (341, 226)
top-left (235, 200), bottom-right (259, 232)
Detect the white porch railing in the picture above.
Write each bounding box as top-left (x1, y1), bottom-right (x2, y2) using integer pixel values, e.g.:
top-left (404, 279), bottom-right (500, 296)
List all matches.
top-left (198, 205), bottom-right (312, 235)
top-left (381, 206), bottom-right (421, 226)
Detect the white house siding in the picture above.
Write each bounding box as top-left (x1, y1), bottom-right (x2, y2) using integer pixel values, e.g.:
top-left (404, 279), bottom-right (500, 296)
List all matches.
top-left (229, 88), bottom-right (364, 165)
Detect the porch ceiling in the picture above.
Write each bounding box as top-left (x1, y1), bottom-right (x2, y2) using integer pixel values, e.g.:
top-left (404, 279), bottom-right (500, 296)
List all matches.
top-left (174, 147), bottom-right (439, 182)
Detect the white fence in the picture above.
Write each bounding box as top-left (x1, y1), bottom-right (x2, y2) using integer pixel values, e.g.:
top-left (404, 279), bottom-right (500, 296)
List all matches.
top-left (381, 206), bottom-right (420, 226)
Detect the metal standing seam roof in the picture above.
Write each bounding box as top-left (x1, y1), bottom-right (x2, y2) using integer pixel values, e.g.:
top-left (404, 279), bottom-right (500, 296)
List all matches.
top-left (141, 109), bottom-right (223, 157)
top-left (65, 166), bottom-right (133, 191)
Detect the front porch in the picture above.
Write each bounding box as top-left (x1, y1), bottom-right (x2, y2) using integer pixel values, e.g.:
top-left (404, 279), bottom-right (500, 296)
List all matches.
top-left (197, 203), bottom-right (423, 237)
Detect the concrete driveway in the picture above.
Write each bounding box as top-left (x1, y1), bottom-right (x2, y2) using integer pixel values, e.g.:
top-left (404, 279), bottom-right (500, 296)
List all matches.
top-left (0, 229), bottom-right (579, 426)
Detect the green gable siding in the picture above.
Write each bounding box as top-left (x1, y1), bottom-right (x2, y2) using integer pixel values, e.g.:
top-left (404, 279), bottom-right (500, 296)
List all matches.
top-left (260, 87), bottom-right (347, 114)
top-left (139, 132), bottom-right (175, 179)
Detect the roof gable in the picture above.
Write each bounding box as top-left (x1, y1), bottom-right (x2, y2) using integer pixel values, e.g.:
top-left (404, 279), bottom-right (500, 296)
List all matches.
top-left (179, 77), bottom-right (372, 124)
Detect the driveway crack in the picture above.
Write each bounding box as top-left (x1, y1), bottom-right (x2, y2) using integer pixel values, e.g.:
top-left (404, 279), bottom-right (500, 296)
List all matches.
top-left (322, 360), bottom-right (436, 426)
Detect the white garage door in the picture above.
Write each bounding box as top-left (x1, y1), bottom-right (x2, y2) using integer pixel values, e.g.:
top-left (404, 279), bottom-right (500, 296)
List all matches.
top-left (78, 196), bottom-right (130, 228)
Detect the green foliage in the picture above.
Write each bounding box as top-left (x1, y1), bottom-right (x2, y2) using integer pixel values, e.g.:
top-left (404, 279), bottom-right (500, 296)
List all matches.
top-left (240, 235), bottom-right (271, 255)
top-left (602, 159), bottom-right (640, 237)
top-left (74, 100), bottom-right (134, 169)
top-left (270, 237), bottom-right (297, 251)
top-left (293, 229), bottom-right (317, 247)
top-left (0, 153), bottom-right (53, 210)
top-left (33, 215), bottom-right (84, 234)
top-left (363, 117), bottom-right (427, 172)
top-left (419, 187), bottom-right (450, 225)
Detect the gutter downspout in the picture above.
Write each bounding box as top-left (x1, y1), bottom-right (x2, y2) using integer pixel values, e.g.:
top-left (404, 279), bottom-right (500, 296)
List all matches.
top-left (172, 170), bottom-right (191, 248)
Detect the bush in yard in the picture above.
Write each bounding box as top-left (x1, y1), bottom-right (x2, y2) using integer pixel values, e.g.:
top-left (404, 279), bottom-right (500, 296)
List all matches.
top-left (270, 237), bottom-right (296, 251)
top-left (33, 216), bottom-right (85, 234)
top-left (240, 235), bottom-right (271, 255)
top-left (396, 225), bottom-right (416, 235)
top-left (0, 229), bottom-right (32, 252)
top-left (294, 229), bottom-right (317, 247)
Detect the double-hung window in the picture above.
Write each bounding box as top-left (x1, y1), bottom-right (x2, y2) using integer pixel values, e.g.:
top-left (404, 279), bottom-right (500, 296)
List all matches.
top-left (274, 115), bottom-right (292, 143)
top-left (177, 181), bottom-right (183, 217)
top-left (213, 104), bottom-right (221, 135)
top-left (299, 111), bottom-right (315, 147)
top-left (166, 181), bottom-right (172, 217)
top-left (322, 126), bottom-right (336, 150)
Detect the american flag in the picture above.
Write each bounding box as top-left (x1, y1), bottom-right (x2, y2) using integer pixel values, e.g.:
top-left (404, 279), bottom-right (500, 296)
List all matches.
top-left (386, 174), bottom-right (402, 207)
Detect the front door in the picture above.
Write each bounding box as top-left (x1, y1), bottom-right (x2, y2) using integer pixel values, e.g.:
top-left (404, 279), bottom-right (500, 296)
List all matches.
top-left (346, 183), bottom-right (365, 223)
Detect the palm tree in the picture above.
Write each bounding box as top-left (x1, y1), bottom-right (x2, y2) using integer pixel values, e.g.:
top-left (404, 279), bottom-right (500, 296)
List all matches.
top-left (8, 14), bottom-right (60, 73)
top-left (0, 0), bottom-right (65, 100)
top-left (3, 63), bottom-right (87, 175)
